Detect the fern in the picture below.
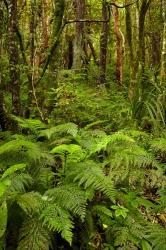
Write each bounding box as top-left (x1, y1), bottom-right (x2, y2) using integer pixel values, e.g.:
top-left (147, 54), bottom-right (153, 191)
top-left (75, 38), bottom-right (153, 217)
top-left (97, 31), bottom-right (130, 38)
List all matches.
top-left (145, 224), bottom-right (166, 250)
top-left (0, 139), bottom-right (45, 166)
top-left (39, 122), bottom-right (78, 140)
top-left (17, 218), bottom-right (51, 250)
top-left (0, 201), bottom-right (7, 238)
top-left (40, 203), bottom-right (74, 245)
top-left (11, 115), bottom-right (47, 135)
top-left (150, 138), bottom-right (166, 157)
top-left (78, 130), bottom-right (135, 156)
top-left (1, 163), bottom-right (27, 179)
top-left (67, 160), bottom-right (115, 201)
top-left (8, 173), bottom-right (33, 193)
top-left (45, 184), bottom-right (87, 220)
top-left (92, 205), bottom-right (113, 225)
top-left (16, 192), bottom-right (43, 215)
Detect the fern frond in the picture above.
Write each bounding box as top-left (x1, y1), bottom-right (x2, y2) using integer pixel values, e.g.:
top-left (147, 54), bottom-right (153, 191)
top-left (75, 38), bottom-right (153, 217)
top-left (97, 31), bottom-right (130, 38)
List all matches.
top-left (150, 138), bottom-right (166, 156)
top-left (70, 161), bottom-right (115, 201)
top-left (45, 184), bottom-right (87, 220)
top-left (1, 163), bottom-right (27, 179)
top-left (92, 205), bottom-right (113, 225)
top-left (17, 218), bottom-right (51, 250)
top-left (51, 144), bottom-right (81, 155)
top-left (16, 192), bottom-right (43, 215)
top-left (11, 115), bottom-right (47, 135)
top-left (39, 122), bottom-right (78, 140)
top-left (0, 201), bottom-right (7, 238)
top-left (145, 224), bottom-right (166, 250)
top-left (78, 130), bottom-right (135, 156)
top-left (0, 139), bottom-right (44, 166)
top-left (108, 144), bottom-right (158, 187)
top-left (8, 173), bottom-right (33, 192)
top-left (51, 144), bottom-right (85, 162)
top-left (40, 203), bottom-right (74, 245)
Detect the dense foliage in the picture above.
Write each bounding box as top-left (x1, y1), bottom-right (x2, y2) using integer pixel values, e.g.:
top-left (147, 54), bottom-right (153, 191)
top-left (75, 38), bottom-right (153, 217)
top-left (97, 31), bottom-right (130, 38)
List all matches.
top-left (0, 0), bottom-right (166, 249)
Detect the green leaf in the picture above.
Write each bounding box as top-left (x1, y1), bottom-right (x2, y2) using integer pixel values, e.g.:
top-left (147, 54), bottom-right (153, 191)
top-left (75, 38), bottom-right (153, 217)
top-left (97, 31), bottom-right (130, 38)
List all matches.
top-left (0, 179), bottom-right (11, 198)
top-left (115, 209), bottom-right (128, 218)
top-left (0, 201), bottom-right (7, 238)
top-left (2, 164), bottom-right (26, 179)
top-left (51, 144), bottom-right (81, 155)
top-left (141, 239), bottom-right (152, 250)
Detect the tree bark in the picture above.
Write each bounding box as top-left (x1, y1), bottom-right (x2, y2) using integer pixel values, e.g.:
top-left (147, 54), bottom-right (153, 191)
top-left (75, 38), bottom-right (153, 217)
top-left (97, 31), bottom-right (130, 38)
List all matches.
top-left (49, 0), bottom-right (65, 80)
top-left (99, 0), bottom-right (109, 84)
top-left (8, 0), bottom-right (21, 115)
top-left (72, 0), bottom-right (86, 71)
top-left (0, 2), bottom-right (6, 130)
top-left (113, 6), bottom-right (124, 85)
top-left (160, 0), bottom-right (166, 83)
top-left (128, 0), bottom-right (151, 100)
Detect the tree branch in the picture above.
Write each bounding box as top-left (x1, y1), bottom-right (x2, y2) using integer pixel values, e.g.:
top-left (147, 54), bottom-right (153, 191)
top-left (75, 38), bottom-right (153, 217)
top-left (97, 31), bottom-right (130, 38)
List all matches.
top-left (108, 0), bottom-right (138, 8)
top-left (65, 19), bottom-right (110, 23)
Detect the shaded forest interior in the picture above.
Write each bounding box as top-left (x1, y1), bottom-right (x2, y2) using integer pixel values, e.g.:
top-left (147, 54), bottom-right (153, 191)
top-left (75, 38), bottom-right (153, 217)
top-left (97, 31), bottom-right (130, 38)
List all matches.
top-left (0, 0), bottom-right (166, 249)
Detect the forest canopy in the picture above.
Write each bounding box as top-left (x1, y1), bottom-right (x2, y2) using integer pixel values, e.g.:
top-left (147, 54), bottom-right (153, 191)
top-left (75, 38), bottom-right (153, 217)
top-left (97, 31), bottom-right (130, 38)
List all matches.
top-left (0, 0), bottom-right (166, 249)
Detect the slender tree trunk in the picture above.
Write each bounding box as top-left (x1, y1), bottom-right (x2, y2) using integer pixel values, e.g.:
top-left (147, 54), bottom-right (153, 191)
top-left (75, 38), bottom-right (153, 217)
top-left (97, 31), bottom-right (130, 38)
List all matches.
top-left (8, 0), bottom-right (21, 115)
top-left (128, 0), bottom-right (151, 100)
top-left (0, 2), bottom-right (6, 130)
top-left (113, 6), bottom-right (124, 85)
top-left (73, 0), bottom-right (85, 71)
top-left (160, 0), bottom-right (166, 83)
top-left (99, 0), bottom-right (109, 84)
top-left (41, 0), bottom-right (49, 51)
top-left (49, 0), bottom-right (65, 80)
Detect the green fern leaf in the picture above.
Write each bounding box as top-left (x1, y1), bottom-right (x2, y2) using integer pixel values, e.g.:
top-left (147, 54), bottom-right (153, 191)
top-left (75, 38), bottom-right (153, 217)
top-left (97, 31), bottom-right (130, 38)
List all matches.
top-left (39, 122), bottom-right (78, 140)
top-left (0, 201), bottom-right (7, 238)
top-left (45, 184), bottom-right (87, 220)
top-left (40, 203), bottom-right (74, 245)
top-left (1, 163), bottom-right (26, 179)
top-left (17, 218), bottom-right (51, 250)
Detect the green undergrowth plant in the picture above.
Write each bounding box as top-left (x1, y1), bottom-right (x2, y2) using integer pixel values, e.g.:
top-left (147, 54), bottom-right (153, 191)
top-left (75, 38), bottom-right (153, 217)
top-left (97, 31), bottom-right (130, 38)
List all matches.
top-left (0, 118), bottom-right (166, 249)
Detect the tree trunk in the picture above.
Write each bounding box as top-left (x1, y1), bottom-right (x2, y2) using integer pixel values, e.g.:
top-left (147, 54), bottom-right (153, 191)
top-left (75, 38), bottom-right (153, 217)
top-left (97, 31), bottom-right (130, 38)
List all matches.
top-left (128, 0), bottom-right (151, 100)
top-left (160, 0), bottom-right (166, 83)
top-left (99, 0), bottom-right (109, 84)
top-left (0, 2), bottom-right (6, 130)
top-left (113, 6), bottom-right (124, 85)
top-left (8, 0), bottom-right (21, 115)
top-left (49, 0), bottom-right (65, 80)
top-left (72, 0), bottom-right (85, 71)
